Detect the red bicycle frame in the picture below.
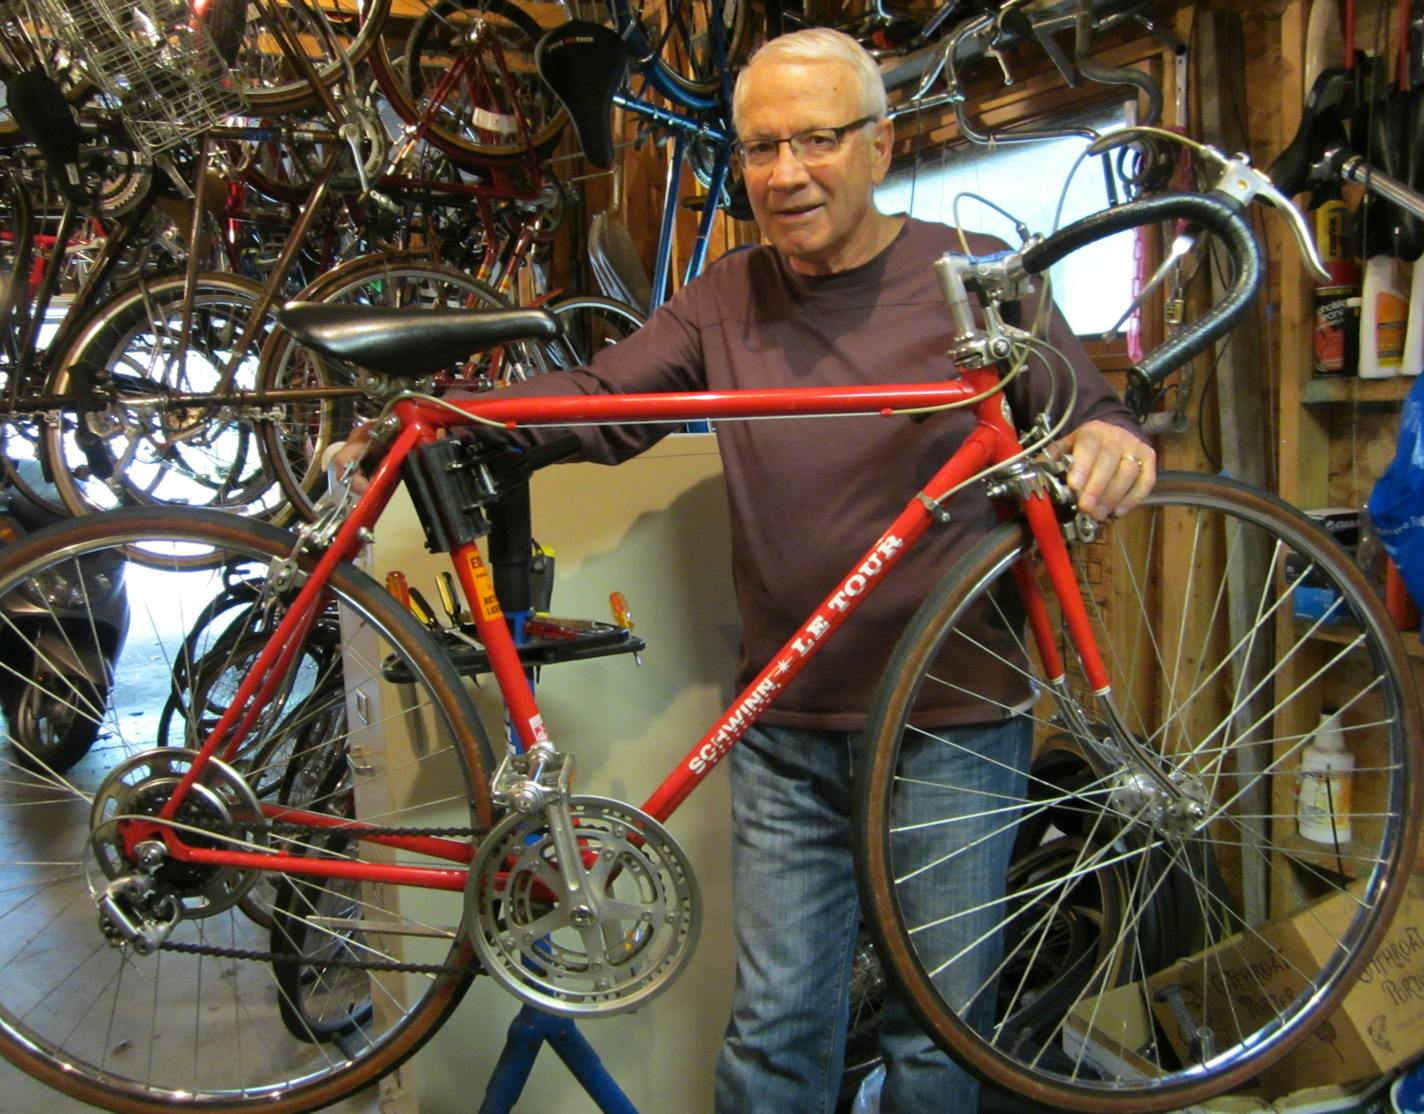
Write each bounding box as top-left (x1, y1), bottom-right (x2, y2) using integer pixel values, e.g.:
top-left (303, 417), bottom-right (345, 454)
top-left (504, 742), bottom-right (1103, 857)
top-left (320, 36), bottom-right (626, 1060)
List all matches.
top-left (139, 367), bottom-right (1108, 888)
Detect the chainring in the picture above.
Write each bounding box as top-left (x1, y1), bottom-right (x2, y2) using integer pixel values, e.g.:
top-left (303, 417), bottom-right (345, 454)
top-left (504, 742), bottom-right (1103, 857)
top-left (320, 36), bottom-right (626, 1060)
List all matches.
top-left (466, 795), bottom-right (700, 1017)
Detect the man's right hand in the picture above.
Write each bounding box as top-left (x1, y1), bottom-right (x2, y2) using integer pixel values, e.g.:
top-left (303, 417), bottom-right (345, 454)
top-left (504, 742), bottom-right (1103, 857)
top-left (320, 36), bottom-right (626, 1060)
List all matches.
top-left (324, 420), bottom-right (379, 494)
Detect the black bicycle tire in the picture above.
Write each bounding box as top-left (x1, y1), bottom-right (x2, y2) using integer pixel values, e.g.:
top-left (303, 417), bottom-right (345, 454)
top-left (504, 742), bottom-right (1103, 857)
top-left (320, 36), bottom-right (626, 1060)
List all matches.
top-left (625, 0), bottom-right (752, 100)
top-left (532, 292), bottom-right (647, 372)
top-left (854, 471), bottom-right (1423, 1110)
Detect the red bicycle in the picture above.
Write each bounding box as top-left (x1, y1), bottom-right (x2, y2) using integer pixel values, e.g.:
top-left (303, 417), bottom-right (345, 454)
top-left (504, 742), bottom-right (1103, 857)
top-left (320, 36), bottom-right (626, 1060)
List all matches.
top-left (0, 167), bottom-right (1416, 1114)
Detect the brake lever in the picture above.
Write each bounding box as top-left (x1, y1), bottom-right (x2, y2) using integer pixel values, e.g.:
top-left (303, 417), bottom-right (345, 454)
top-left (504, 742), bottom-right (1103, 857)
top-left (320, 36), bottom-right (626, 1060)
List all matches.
top-left (1090, 127), bottom-right (1334, 285)
top-left (1200, 150), bottom-right (1332, 284)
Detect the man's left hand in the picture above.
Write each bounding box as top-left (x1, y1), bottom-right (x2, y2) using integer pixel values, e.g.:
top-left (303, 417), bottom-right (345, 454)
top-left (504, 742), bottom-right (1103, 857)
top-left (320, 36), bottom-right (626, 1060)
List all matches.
top-left (1053, 420), bottom-right (1156, 521)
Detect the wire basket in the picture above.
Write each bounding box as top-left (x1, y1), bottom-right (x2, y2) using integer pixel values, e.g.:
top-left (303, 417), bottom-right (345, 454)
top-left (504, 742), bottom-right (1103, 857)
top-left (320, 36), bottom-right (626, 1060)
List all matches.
top-left (27, 0), bottom-right (248, 156)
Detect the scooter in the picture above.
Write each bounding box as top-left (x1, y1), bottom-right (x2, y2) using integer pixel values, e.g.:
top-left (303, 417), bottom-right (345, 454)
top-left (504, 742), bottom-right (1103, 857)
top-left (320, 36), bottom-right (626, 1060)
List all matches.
top-left (0, 475), bottom-right (129, 773)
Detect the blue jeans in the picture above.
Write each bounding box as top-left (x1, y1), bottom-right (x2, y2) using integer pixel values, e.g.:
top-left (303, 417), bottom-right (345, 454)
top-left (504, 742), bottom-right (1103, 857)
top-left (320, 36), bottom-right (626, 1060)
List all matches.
top-left (713, 718), bottom-right (1031, 1114)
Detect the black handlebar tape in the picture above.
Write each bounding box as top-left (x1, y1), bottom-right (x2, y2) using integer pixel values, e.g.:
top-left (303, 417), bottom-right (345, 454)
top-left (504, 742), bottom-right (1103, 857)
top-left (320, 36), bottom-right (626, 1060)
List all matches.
top-left (1021, 192), bottom-right (1262, 409)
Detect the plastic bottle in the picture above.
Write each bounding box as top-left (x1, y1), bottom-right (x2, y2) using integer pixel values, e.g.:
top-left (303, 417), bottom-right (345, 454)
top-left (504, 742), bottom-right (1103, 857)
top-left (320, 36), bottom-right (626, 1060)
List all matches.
top-left (1297, 709), bottom-right (1355, 844)
top-left (1312, 200), bottom-right (1361, 376)
top-left (1402, 254), bottom-right (1424, 377)
top-left (1358, 255), bottom-right (1408, 378)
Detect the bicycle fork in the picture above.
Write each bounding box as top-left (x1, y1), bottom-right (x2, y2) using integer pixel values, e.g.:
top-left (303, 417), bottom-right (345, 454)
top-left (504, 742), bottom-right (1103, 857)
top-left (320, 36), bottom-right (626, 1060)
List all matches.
top-left (1010, 466), bottom-right (1210, 834)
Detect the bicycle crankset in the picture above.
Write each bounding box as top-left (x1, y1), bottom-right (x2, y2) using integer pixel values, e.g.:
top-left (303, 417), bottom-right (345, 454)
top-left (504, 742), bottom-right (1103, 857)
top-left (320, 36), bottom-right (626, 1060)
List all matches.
top-left (466, 794), bottom-right (700, 1017)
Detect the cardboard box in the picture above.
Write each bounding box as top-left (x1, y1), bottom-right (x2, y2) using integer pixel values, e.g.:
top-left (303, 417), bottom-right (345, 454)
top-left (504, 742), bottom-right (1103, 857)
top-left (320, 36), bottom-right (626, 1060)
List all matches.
top-left (1062, 982), bottom-right (1163, 1083)
top-left (1146, 875), bottom-right (1424, 1097)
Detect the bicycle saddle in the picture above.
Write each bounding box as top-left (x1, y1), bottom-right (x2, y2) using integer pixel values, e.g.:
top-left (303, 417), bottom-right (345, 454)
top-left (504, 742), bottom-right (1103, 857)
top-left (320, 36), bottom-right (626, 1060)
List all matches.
top-left (536, 21), bottom-right (627, 169)
top-left (277, 302), bottom-right (561, 378)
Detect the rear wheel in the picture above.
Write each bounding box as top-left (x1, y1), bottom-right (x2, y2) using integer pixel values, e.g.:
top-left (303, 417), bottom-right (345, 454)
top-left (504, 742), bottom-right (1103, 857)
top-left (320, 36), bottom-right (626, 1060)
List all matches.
top-left (0, 507), bottom-right (495, 1112)
top-left (856, 473), bottom-right (1422, 1110)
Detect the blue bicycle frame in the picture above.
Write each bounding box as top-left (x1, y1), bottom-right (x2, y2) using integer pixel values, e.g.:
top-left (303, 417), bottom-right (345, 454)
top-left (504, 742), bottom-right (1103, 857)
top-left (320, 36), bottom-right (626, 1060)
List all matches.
top-left (603, 0), bottom-right (739, 306)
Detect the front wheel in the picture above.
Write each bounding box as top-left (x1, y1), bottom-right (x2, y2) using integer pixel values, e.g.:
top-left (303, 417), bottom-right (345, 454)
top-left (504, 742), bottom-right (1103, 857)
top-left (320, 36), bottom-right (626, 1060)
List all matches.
top-left (855, 472), bottom-right (1422, 1111)
top-left (2, 671), bottom-right (105, 773)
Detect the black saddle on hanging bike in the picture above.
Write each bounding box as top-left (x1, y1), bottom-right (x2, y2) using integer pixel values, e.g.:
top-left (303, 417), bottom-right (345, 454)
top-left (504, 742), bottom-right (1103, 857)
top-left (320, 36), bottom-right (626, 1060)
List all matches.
top-left (536, 21), bottom-right (627, 169)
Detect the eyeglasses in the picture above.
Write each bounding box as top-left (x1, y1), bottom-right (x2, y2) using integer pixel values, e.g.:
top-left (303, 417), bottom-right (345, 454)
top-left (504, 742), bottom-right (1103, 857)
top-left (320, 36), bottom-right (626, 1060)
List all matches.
top-left (731, 116), bottom-right (878, 170)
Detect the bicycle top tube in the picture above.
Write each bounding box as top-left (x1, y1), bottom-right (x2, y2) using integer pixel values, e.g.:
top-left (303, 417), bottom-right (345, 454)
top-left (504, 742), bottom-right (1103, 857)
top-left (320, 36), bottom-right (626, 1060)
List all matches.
top-left (395, 377), bottom-right (996, 432)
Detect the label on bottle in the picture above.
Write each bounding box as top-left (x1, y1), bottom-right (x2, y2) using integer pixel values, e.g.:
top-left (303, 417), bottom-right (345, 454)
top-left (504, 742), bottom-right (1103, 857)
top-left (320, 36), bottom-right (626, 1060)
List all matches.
top-left (1314, 286), bottom-right (1360, 375)
top-left (1377, 289), bottom-right (1409, 366)
top-left (1298, 770), bottom-right (1354, 843)
top-left (1315, 201), bottom-right (1351, 265)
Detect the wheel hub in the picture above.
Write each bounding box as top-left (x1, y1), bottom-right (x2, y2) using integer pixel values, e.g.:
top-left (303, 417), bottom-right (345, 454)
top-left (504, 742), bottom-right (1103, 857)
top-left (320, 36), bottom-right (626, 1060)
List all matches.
top-left (89, 748), bottom-right (267, 919)
top-left (1108, 765), bottom-right (1211, 838)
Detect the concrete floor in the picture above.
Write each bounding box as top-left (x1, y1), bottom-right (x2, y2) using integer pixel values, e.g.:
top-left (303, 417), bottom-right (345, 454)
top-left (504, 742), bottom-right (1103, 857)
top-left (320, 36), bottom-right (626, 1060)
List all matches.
top-left (0, 560), bottom-right (388, 1114)
top-left (0, 1061), bottom-right (381, 1113)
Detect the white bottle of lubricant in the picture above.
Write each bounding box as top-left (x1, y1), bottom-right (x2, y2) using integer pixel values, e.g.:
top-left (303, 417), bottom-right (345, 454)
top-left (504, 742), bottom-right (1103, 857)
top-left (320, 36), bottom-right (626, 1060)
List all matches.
top-left (1402, 255), bottom-right (1423, 376)
top-left (1358, 255), bottom-right (1408, 378)
top-left (1297, 709), bottom-right (1355, 844)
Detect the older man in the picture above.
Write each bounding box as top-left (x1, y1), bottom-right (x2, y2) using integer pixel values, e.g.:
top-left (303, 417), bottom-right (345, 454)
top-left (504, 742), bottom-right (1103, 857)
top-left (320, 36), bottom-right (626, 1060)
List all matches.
top-left (336, 25), bottom-right (1154, 1113)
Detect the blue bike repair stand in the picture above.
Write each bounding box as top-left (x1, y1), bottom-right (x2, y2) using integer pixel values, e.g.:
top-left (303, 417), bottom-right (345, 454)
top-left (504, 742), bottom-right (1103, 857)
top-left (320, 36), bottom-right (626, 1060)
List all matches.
top-left (478, 1003), bottom-right (639, 1114)
top-left (476, 607), bottom-right (641, 1114)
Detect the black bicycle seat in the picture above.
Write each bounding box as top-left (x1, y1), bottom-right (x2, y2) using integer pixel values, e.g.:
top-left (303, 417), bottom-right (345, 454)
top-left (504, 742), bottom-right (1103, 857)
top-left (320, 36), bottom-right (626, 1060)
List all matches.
top-left (277, 302), bottom-right (561, 378)
top-left (536, 21), bottom-right (627, 169)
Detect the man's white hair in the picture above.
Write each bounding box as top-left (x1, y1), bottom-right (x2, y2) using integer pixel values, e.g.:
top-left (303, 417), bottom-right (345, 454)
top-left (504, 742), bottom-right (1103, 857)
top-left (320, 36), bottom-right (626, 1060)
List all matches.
top-left (732, 28), bottom-right (888, 132)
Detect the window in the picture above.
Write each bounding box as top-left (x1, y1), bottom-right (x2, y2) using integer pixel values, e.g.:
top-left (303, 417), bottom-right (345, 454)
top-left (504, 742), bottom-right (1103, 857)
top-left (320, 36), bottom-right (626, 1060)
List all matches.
top-left (875, 101), bottom-right (1138, 336)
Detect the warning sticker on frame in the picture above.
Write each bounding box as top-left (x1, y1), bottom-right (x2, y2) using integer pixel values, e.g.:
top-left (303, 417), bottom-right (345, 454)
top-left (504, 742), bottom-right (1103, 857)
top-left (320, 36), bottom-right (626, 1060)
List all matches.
top-left (467, 553), bottom-right (502, 621)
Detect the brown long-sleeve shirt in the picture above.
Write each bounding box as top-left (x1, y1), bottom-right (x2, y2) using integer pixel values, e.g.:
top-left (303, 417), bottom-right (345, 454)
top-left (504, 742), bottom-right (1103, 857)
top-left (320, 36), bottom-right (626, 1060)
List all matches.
top-left (492, 217), bottom-right (1138, 729)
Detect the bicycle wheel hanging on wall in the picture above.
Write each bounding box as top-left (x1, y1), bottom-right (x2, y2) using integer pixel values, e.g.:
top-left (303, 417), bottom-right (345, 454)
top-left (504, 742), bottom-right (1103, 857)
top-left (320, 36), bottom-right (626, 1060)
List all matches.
top-left (42, 272), bottom-right (288, 523)
top-left (256, 256), bottom-right (510, 520)
top-left (224, 0), bottom-right (393, 115)
top-left (373, 0), bottom-right (568, 164)
top-left (623, 0), bottom-right (753, 100)
top-left (855, 472), bottom-right (1422, 1111)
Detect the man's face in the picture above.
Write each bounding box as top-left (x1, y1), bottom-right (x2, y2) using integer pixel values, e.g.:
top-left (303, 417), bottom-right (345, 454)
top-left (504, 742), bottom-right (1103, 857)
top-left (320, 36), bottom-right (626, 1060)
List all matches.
top-left (736, 57), bottom-right (893, 276)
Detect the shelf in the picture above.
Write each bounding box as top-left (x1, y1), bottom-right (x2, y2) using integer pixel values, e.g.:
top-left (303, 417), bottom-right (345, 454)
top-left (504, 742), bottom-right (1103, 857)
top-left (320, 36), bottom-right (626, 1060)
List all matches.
top-left (1298, 620), bottom-right (1424, 661)
top-left (1301, 376), bottom-right (1417, 405)
top-left (1276, 829), bottom-right (1363, 879)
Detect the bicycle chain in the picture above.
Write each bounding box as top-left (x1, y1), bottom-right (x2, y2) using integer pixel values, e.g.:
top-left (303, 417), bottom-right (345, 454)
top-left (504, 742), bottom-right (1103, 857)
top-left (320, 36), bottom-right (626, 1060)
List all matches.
top-left (156, 937), bottom-right (480, 976)
top-left (229, 819), bottom-right (485, 840)
top-left (150, 818), bottom-right (488, 976)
